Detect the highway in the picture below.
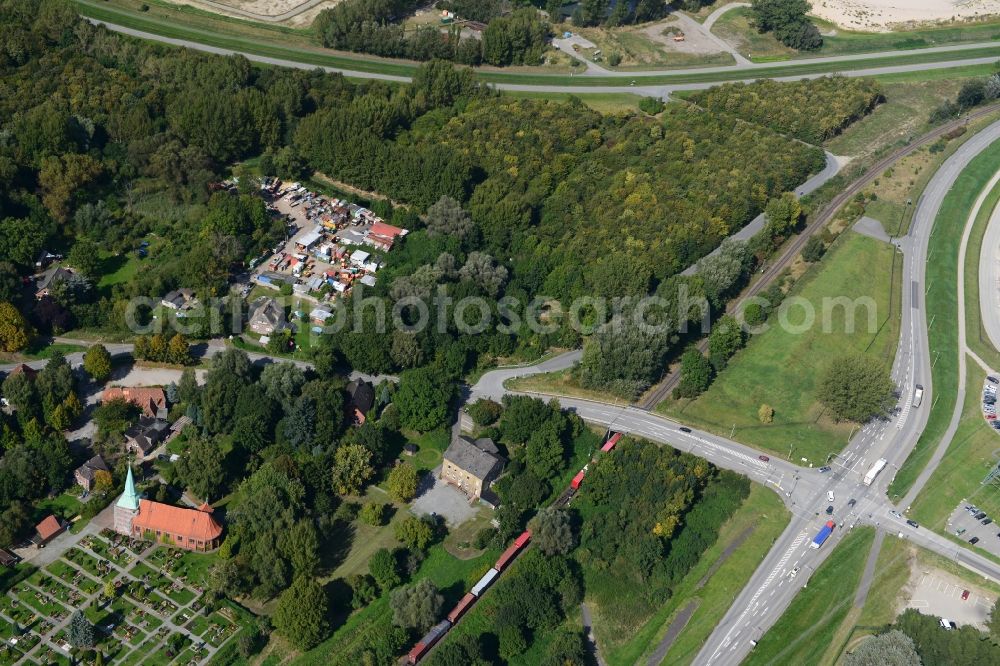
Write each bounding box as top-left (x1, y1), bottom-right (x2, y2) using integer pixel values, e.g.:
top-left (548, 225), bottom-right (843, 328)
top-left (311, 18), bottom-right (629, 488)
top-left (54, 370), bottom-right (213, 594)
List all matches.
top-left (469, 119), bottom-right (1000, 664)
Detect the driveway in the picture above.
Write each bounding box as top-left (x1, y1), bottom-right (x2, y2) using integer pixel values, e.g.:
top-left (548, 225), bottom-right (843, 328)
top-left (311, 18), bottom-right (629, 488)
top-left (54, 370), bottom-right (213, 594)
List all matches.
top-left (410, 468), bottom-right (480, 527)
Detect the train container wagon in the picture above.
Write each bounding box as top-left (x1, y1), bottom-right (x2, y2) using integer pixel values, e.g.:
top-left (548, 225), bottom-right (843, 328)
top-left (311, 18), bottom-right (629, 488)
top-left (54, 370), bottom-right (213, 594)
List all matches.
top-left (407, 619), bottom-right (452, 664)
top-left (495, 530), bottom-right (532, 572)
top-left (447, 592), bottom-right (477, 624)
top-left (570, 469), bottom-right (586, 490)
top-left (601, 432), bottom-right (622, 453)
top-left (470, 568), bottom-right (499, 597)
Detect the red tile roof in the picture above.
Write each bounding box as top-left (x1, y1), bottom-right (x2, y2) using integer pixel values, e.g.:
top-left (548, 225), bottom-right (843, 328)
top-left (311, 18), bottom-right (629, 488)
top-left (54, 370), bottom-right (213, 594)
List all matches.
top-left (131, 500), bottom-right (222, 543)
top-left (35, 515), bottom-right (63, 542)
top-left (103, 387), bottom-right (166, 417)
top-left (370, 221), bottom-right (405, 239)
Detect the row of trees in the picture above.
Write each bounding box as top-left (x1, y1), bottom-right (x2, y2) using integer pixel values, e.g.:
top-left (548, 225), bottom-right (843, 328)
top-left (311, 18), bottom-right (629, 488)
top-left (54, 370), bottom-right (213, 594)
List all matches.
top-left (563, 0), bottom-right (670, 27)
top-left (750, 0), bottom-right (823, 51)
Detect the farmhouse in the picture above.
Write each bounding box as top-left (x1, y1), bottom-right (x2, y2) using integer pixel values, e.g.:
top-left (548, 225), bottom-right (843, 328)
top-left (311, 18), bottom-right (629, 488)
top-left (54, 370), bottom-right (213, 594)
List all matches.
top-left (34, 265), bottom-right (75, 299)
top-left (441, 436), bottom-right (505, 501)
top-left (124, 416), bottom-right (170, 458)
top-left (74, 455), bottom-right (109, 492)
top-left (102, 386), bottom-right (168, 419)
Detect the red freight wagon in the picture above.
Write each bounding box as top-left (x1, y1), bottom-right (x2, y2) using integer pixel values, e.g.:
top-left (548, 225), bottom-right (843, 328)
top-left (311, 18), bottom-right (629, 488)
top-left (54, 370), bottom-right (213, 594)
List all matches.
top-left (447, 592), bottom-right (477, 623)
top-left (495, 530), bottom-right (532, 572)
top-left (407, 620), bottom-right (451, 664)
top-left (601, 432), bottom-right (622, 453)
top-left (570, 469), bottom-right (586, 490)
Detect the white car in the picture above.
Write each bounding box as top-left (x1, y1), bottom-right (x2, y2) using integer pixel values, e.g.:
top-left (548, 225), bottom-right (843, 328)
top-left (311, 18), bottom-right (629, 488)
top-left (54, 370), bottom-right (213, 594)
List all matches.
top-left (827, 490), bottom-right (835, 502)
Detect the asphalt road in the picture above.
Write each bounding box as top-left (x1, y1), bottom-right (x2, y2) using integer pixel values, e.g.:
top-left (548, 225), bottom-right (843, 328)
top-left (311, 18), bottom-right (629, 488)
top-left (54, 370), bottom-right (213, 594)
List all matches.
top-left (979, 186), bottom-right (1000, 353)
top-left (469, 119), bottom-right (1000, 665)
top-left (87, 18), bottom-right (1000, 96)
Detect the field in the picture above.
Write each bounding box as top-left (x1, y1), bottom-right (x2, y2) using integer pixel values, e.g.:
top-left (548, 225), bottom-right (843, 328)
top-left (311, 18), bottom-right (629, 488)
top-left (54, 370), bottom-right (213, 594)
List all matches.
top-left (745, 527), bottom-right (876, 665)
top-left (890, 138), bottom-right (1000, 497)
top-left (616, 484), bottom-right (791, 665)
top-left (712, 7), bottom-right (1000, 62)
top-left (660, 232), bottom-right (902, 464)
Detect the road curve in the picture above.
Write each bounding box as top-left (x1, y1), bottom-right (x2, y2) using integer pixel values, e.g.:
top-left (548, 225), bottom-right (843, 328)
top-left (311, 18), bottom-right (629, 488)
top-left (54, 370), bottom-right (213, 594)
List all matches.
top-left (978, 185), bottom-right (1000, 353)
top-left (703, 3), bottom-right (751, 33)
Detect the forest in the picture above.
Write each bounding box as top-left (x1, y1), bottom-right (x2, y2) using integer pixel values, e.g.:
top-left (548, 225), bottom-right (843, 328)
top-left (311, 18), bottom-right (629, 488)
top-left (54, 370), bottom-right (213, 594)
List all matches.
top-left (687, 77), bottom-right (885, 144)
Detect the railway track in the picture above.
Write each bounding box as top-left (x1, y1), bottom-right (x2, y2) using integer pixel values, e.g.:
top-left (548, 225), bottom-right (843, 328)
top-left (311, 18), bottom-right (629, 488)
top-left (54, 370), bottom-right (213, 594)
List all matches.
top-left (636, 102), bottom-right (1000, 411)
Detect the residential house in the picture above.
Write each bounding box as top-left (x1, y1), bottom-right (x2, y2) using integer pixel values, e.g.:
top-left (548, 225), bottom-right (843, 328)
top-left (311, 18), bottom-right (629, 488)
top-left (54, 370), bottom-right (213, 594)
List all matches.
top-left (34, 265), bottom-right (74, 299)
top-left (161, 288), bottom-right (197, 311)
top-left (102, 386), bottom-right (168, 419)
top-left (33, 515), bottom-right (66, 547)
top-left (74, 455), bottom-right (109, 492)
top-left (441, 436), bottom-right (505, 501)
top-left (248, 297), bottom-right (286, 335)
top-left (124, 416), bottom-right (170, 458)
top-left (346, 379), bottom-right (374, 424)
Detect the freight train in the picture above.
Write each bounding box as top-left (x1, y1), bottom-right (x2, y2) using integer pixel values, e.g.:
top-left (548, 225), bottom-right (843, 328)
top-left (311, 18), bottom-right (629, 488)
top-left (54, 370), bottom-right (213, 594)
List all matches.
top-left (405, 430), bottom-right (622, 664)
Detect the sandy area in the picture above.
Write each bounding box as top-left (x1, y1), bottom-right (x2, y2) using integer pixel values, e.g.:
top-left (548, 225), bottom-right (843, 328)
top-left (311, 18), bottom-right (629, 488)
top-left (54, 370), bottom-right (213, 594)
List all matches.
top-left (162, 0), bottom-right (343, 25)
top-left (811, 0), bottom-right (1000, 32)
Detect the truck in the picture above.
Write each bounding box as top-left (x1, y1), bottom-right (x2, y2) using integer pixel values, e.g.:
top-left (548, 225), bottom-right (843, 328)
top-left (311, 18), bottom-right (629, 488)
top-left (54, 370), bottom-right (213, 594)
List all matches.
top-left (913, 384), bottom-right (924, 407)
top-left (863, 458), bottom-right (888, 486)
top-left (810, 520), bottom-right (836, 549)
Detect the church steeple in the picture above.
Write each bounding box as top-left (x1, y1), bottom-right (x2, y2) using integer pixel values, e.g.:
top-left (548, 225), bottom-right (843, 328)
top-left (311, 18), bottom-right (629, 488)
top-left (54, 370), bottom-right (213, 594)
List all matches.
top-left (116, 466), bottom-right (140, 511)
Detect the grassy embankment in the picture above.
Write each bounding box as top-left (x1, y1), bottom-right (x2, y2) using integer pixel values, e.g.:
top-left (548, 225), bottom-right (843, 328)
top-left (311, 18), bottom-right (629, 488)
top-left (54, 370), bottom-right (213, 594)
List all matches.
top-left (660, 232), bottom-right (901, 464)
top-left (889, 140), bottom-right (1000, 497)
top-left (744, 527), bottom-right (876, 665)
top-left (73, 0), bottom-right (1000, 87)
top-left (713, 7), bottom-right (1000, 62)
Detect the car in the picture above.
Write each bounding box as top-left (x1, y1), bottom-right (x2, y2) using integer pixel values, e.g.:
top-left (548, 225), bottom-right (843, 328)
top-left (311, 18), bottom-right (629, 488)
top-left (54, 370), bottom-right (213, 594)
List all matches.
top-left (826, 505), bottom-right (834, 515)
top-left (987, 414), bottom-right (997, 420)
top-left (679, 427), bottom-right (692, 433)
top-left (940, 618), bottom-right (958, 630)
top-left (848, 498), bottom-right (857, 507)
top-left (983, 518), bottom-right (993, 525)
top-left (992, 421), bottom-right (1000, 429)
top-left (956, 528), bottom-right (966, 535)
top-left (970, 537), bottom-right (980, 544)
top-left (962, 589), bottom-right (970, 600)
top-left (819, 466), bottom-right (831, 473)
top-left (890, 510), bottom-right (902, 519)
top-left (827, 490), bottom-right (835, 502)
top-left (789, 567), bottom-right (800, 579)
top-left (989, 376), bottom-right (999, 384)
top-left (975, 511), bottom-right (987, 520)
top-left (906, 519), bottom-right (919, 528)
top-left (759, 455), bottom-right (770, 462)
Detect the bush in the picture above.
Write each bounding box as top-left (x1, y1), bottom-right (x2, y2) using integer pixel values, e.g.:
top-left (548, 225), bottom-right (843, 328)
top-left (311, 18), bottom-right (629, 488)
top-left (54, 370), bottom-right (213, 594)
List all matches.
top-left (638, 96), bottom-right (665, 115)
top-left (802, 236), bottom-right (826, 263)
top-left (359, 502), bottom-right (386, 526)
top-left (467, 398), bottom-right (502, 426)
top-left (607, 51), bottom-right (622, 66)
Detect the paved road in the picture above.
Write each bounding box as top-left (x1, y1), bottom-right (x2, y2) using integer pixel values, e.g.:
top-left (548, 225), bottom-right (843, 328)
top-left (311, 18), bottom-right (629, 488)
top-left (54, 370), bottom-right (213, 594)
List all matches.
top-left (469, 119), bottom-right (1000, 665)
top-left (86, 18), bottom-right (1000, 96)
top-left (703, 3), bottom-right (751, 33)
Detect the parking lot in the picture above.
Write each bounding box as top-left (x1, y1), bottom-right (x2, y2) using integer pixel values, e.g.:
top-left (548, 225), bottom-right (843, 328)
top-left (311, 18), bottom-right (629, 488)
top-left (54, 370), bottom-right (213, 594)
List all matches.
top-left (410, 467), bottom-right (480, 527)
top-left (906, 569), bottom-right (995, 629)
top-left (947, 503), bottom-right (1000, 559)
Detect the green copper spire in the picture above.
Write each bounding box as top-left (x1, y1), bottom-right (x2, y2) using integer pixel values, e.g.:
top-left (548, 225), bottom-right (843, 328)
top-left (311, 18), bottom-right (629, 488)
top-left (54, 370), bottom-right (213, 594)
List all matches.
top-left (116, 466), bottom-right (140, 511)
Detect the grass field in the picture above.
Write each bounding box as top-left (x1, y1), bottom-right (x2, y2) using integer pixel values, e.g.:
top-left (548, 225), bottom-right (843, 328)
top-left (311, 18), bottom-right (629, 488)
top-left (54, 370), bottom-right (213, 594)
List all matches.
top-left (713, 7), bottom-right (1000, 61)
top-left (745, 527), bottom-right (875, 665)
top-left (16, 341), bottom-right (86, 361)
top-left (908, 364), bottom-right (1000, 526)
top-left (73, 0), bottom-right (1000, 87)
top-left (890, 139), bottom-right (1000, 498)
top-left (660, 232), bottom-right (902, 463)
top-left (615, 484), bottom-right (790, 665)
top-left (963, 181), bottom-right (1000, 369)
top-left (505, 368), bottom-right (629, 404)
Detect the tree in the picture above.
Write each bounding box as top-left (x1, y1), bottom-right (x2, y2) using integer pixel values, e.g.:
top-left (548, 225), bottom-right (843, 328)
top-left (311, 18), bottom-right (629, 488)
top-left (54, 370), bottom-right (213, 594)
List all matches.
top-left (707, 315), bottom-right (745, 370)
top-left (819, 355), bottom-right (896, 422)
top-left (528, 508), bottom-right (576, 555)
top-left (260, 362), bottom-right (306, 411)
top-left (467, 398), bottom-right (502, 426)
top-left (0, 302), bottom-right (32, 352)
top-left (802, 236), bottom-right (826, 263)
top-left (844, 630), bottom-right (920, 666)
top-left (83, 344), bottom-right (113, 382)
top-left (758, 404), bottom-right (775, 424)
top-left (387, 464), bottom-right (419, 503)
top-left (987, 597), bottom-right (1000, 638)
top-left (282, 519), bottom-right (320, 578)
top-left (525, 419), bottom-right (566, 480)
top-left (359, 502), bottom-right (386, 526)
top-left (69, 610), bottom-right (95, 649)
top-left (369, 548), bottom-right (401, 591)
top-left (750, 0), bottom-right (822, 51)
top-left (178, 367), bottom-right (200, 404)
top-left (273, 576), bottom-right (329, 650)
top-left (390, 579), bottom-right (444, 632)
top-left (167, 334), bottom-right (191, 365)
top-left (958, 78), bottom-right (987, 109)
top-left (102, 580), bottom-right (116, 600)
top-left (425, 195), bottom-right (473, 239)
top-left (676, 350), bottom-right (714, 399)
top-left (394, 516), bottom-right (434, 551)
top-left (395, 367), bottom-right (452, 432)
top-left (542, 629), bottom-right (587, 666)
top-left (348, 574), bottom-right (379, 609)
top-left (331, 443), bottom-right (374, 496)
top-left (765, 192), bottom-right (802, 237)
top-left (175, 436), bottom-right (226, 501)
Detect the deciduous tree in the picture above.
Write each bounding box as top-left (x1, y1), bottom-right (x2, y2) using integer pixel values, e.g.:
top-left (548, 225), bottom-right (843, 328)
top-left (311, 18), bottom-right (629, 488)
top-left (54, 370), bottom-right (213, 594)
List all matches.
top-left (273, 576), bottom-right (329, 650)
top-left (0, 302), bottom-right (32, 352)
top-left (390, 579), bottom-right (443, 632)
top-left (819, 355), bottom-right (896, 422)
top-left (331, 443), bottom-right (374, 496)
top-left (83, 344), bottom-right (113, 382)
top-left (387, 464), bottom-right (419, 503)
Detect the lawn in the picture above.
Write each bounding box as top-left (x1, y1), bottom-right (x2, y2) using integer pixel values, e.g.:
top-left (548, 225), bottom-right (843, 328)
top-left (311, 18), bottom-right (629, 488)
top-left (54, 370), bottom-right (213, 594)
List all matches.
top-left (908, 364), bottom-right (1000, 526)
top-left (96, 251), bottom-right (141, 290)
top-left (712, 8), bottom-right (796, 61)
top-left (890, 139), bottom-right (1000, 497)
top-left (36, 491), bottom-right (84, 522)
top-left (326, 492), bottom-right (407, 581)
top-left (857, 536), bottom-right (913, 627)
top-left (405, 428), bottom-right (450, 473)
top-left (660, 232), bottom-right (902, 464)
top-left (505, 369), bottom-right (628, 405)
top-left (16, 341), bottom-right (87, 361)
top-left (617, 484), bottom-right (791, 665)
top-left (745, 527), bottom-right (876, 665)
